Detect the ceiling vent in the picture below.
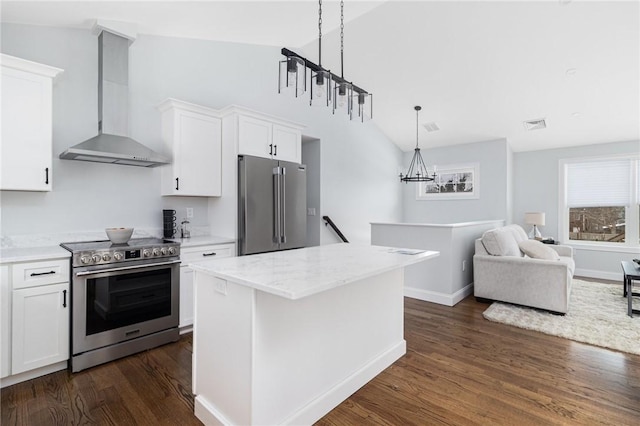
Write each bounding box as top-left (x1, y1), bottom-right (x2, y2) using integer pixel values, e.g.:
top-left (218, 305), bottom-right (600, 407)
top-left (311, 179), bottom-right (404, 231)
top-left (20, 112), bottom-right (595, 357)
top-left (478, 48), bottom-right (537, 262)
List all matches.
top-left (423, 122), bottom-right (440, 132)
top-left (523, 118), bottom-right (547, 131)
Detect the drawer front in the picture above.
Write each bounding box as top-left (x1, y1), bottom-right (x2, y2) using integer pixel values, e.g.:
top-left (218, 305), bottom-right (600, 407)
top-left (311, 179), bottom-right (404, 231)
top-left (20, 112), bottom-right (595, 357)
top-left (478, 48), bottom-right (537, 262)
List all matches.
top-left (12, 259), bottom-right (69, 289)
top-left (181, 244), bottom-right (235, 265)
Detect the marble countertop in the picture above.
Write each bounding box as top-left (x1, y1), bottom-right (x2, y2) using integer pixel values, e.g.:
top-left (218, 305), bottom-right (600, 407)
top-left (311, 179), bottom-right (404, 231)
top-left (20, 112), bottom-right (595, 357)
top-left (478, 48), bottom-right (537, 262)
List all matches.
top-left (189, 243), bottom-right (439, 300)
top-left (0, 246), bottom-right (70, 264)
top-left (170, 235), bottom-right (235, 248)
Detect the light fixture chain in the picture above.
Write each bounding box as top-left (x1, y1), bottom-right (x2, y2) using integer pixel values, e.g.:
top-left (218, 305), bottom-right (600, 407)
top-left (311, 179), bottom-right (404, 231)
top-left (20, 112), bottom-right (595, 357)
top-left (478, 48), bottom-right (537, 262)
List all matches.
top-left (416, 108), bottom-right (419, 149)
top-left (340, 0), bottom-right (344, 78)
top-left (318, 0), bottom-right (323, 66)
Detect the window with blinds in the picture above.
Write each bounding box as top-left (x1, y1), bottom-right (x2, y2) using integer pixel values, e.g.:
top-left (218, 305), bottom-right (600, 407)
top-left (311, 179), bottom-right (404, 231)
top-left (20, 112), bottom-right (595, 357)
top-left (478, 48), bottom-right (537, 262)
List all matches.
top-left (563, 157), bottom-right (639, 245)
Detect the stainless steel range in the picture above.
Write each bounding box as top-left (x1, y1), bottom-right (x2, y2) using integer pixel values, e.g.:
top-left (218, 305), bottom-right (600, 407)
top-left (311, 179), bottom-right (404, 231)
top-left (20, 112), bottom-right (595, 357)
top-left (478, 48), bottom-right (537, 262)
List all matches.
top-left (60, 238), bottom-right (180, 372)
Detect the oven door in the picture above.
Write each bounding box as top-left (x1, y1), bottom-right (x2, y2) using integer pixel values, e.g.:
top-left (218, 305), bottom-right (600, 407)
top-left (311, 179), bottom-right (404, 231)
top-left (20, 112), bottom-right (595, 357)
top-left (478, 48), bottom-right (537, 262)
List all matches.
top-left (72, 260), bottom-right (180, 355)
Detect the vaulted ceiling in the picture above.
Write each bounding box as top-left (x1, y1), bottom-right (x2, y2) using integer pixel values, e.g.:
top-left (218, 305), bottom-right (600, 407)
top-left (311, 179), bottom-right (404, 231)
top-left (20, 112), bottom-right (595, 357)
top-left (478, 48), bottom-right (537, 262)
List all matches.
top-left (2, 1), bottom-right (638, 152)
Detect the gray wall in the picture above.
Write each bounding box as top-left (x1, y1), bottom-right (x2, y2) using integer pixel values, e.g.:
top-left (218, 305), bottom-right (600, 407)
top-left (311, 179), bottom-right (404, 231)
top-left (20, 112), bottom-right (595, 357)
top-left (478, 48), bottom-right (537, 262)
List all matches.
top-left (0, 24), bottom-right (403, 243)
top-left (402, 138), bottom-right (510, 224)
top-left (513, 139), bottom-right (640, 279)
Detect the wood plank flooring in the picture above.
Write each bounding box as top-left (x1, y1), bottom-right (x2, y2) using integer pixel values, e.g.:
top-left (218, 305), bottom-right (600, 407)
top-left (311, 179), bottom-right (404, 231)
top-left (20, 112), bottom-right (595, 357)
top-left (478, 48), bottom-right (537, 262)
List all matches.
top-left (2, 292), bottom-right (639, 425)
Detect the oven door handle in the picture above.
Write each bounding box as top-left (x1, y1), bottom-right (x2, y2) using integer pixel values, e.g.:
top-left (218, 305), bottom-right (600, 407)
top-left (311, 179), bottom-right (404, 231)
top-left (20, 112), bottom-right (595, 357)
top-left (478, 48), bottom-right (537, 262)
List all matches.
top-left (74, 260), bottom-right (182, 277)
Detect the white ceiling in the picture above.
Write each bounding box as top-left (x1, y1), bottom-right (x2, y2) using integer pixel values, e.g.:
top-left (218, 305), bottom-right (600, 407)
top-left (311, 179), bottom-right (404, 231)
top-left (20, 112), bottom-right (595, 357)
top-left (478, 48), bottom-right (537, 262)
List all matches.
top-left (2, 1), bottom-right (638, 153)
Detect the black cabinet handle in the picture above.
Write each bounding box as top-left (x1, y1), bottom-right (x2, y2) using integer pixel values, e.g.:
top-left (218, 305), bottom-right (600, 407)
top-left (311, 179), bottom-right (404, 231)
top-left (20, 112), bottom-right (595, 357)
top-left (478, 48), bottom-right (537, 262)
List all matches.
top-left (269, 144), bottom-right (273, 155)
top-left (62, 289), bottom-right (67, 308)
top-left (274, 144), bottom-right (278, 156)
top-left (45, 167), bottom-right (49, 184)
top-left (202, 252), bottom-right (217, 257)
top-left (30, 270), bottom-right (56, 277)
top-left (175, 177), bottom-right (179, 191)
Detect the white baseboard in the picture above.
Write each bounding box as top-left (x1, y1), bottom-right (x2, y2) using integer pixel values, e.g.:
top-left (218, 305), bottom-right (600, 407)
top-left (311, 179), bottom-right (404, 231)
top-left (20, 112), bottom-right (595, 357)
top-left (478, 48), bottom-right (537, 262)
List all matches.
top-left (404, 283), bottom-right (474, 307)
top-left (575, 269), bottom-right (621, 282)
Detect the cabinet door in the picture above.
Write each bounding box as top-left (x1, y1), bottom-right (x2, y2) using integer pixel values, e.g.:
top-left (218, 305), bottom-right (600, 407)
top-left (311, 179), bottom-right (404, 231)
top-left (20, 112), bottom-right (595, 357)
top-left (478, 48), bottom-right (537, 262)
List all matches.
top-left (179, 244), bottom-right (235, 328)
top-left (272, 124), bottom-right (302, 164)
top-left (1, 67), bottom-right (53, 191)
top-left (170, 110), bottom-right (222, 197)
top-left (12, 283), bottom-right (69, 374)
top-left (238, 115), bottom-right (273, 160)
top-left (1, 266), bottom-right (10, 378)
top-left (179, 267), bottom-right (195, 328)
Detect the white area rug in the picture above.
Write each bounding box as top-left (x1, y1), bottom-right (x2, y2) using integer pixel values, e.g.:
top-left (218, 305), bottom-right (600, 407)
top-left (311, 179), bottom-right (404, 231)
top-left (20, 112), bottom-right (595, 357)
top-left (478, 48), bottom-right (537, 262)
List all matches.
top-left (483, 279), bottom-right (640, 355)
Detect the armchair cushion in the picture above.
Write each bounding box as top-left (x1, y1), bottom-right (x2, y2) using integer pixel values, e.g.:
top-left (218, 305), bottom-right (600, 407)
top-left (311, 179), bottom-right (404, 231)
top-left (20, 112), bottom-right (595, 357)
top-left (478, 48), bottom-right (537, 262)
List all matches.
top-left (481, 227), bottom-right (521, 257)
top-left (519, 240), bottom-right (560, 260)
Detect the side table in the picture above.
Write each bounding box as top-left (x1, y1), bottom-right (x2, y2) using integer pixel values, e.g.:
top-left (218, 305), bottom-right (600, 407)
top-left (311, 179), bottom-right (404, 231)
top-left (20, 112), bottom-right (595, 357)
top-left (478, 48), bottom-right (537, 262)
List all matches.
top-left (620, 261), bottom-right (640, 318)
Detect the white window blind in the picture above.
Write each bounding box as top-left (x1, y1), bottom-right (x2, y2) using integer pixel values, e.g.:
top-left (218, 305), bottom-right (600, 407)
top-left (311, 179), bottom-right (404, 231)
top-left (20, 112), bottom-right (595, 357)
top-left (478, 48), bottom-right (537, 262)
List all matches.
top-left (566, 160), bottom-right (631, 207)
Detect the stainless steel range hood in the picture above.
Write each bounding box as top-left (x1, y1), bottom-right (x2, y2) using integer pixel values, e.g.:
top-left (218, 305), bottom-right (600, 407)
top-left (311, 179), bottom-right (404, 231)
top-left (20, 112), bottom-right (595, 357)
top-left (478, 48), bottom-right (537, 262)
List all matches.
top-left (60, 29), bottom-right (168, 167)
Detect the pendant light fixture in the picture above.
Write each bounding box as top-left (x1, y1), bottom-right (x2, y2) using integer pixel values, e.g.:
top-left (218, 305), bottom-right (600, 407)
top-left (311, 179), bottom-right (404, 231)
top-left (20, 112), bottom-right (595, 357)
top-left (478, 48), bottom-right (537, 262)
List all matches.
top-left (310, 0), bottom-right (332, 107)
top-left (399, 106), bottom-right (437, 183)
top-left (278, 0), bottom-right (372, 122)
top-left (333, 0), bottom-right (353, 115)
top-left (278, 55), bottom-right (305, 97)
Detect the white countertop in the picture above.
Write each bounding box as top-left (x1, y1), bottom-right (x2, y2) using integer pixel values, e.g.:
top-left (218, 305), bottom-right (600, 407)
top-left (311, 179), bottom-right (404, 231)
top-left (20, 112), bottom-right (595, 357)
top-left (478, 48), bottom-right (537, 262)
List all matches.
top-left (370, 220), bottom-right (504, 228)
top-left (0, 246), bottom-right (70, 264)
top-left (189, 243), bottom-right (439, 300)
top-left (170, 235), bottom-right (235, 248)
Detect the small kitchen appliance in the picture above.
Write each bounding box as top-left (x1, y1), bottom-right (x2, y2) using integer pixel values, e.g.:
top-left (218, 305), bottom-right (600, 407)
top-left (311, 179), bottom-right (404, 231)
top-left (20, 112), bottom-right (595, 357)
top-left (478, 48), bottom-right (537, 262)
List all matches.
top-left (61, 238), bottom-right (180, 372)
top-left (163, 209), bottom-right (176, 238)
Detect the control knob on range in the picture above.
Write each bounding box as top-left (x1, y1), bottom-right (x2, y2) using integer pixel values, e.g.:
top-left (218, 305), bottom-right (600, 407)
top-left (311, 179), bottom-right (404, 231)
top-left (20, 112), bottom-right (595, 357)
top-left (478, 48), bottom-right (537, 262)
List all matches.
top-left (80, 255), bottom-right (91, 264)
top-left (161, 247), bottom-right (168, 255)
top-left (143, 249), bottom-right (152, 258)
top-left (92, 254), bottom-right (102, 263)
top-left (102, 253), bottom-right (111, 261)
top-left (113, 252), bottom-right (124, 261)
top-left (152, 248), bottom-right (161, 257)
top-left (168, 247), bottom-right (176, 255)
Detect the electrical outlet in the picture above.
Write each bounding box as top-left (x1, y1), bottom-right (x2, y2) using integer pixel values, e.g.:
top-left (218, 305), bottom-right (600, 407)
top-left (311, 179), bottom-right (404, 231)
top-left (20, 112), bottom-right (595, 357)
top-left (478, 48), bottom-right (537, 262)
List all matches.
top-left (186, 207), bottom-right (194, 218)
top-left (462, 260), bottom-right (467, 272)
top-left (307, 207), bottom-right (316, 216)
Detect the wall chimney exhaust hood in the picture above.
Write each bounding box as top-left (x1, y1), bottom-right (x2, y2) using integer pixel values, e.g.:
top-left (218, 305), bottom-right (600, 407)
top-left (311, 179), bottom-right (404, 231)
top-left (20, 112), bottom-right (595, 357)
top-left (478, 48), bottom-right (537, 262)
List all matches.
top-left (60, 21), bottom-right (168, 167)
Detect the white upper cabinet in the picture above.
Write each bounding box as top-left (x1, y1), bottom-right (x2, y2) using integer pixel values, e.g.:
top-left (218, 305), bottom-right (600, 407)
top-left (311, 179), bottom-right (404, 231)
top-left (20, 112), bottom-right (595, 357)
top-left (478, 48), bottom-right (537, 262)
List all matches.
top-left (158, 99), bottom-right (222, 197)
top-left (236, 111), bottom-right (302, 164)
top-left (0, 54), bottom-right (63, 191)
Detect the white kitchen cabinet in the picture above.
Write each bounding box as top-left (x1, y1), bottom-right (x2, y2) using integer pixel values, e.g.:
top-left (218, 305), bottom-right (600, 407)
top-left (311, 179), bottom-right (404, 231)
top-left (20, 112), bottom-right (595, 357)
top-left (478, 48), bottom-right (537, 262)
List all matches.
top-left (11, 282), bottom-right (69, 374)
top-left (237, 114), bottom-right (302, 164)
top-left (158, 99), bottom-right (222, 197)
top-left (0, 54), bottom-right (63, 191)
top-left (179, 243), bottom-right (235, 328)
top-left (1, 266), bottom-right (10, 379)
top-left (0, 257), bottom-right (70, 379)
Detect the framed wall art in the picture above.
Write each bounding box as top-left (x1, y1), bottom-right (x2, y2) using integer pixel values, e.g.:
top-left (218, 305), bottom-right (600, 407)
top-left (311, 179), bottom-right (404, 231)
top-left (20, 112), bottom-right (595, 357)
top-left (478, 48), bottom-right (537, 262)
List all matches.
top-left (416, 163), bottom-right (479, 200)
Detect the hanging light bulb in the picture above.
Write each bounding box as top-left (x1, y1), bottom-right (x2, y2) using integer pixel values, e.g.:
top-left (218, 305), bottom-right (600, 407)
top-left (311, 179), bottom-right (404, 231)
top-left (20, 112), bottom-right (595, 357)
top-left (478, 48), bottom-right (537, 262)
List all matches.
top-left (399, 106), bottom-right (437, 183)
top-left (351, 91), bottom-right (372, 122)
top-left (278, 55), bottom-right (305, 97)
top-left (310, 0), bottom-right (332, 107)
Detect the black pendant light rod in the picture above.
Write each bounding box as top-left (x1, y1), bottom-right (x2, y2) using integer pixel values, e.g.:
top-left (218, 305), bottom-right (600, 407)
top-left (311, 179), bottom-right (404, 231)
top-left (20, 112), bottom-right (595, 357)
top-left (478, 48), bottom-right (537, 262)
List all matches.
top-left (318, 0), bottom-right (323, 67)
top-left (281, 48), bottom-right (369, 95)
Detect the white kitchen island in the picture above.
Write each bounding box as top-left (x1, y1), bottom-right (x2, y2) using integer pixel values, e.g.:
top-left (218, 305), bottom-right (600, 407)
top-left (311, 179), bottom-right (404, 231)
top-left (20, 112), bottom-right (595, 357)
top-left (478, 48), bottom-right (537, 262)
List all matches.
top-left (190, 243), bottom-right (439, 426)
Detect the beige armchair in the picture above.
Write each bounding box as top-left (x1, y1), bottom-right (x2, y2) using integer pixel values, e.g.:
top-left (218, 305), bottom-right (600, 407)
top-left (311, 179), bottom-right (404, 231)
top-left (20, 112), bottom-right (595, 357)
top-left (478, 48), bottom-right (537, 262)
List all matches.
top-left (473, 225), bottom-right (575, 314)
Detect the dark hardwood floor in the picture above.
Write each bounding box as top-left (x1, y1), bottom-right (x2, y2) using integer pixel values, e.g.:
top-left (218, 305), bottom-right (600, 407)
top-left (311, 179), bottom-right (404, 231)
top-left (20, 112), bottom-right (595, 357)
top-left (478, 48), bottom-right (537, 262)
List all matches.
top-left (2, 292), bottom-right (639, 425)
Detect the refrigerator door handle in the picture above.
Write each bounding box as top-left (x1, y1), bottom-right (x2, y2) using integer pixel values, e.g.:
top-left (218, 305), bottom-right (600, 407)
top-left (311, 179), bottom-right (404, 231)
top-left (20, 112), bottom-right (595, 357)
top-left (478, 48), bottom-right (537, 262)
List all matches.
top-left (273, 167), bottom-right (281, 243)
top-left (281, 167), bottom-right (287, 244)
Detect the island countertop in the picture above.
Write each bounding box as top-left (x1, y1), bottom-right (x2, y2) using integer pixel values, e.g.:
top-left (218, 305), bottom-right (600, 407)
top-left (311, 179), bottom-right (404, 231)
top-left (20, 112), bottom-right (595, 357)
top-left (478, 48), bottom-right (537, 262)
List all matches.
top-left (189, 243), bottom-right (439, 300)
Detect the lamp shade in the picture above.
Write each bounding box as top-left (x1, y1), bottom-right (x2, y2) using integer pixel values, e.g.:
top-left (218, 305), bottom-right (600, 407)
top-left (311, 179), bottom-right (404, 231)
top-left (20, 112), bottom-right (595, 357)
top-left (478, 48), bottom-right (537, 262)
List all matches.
top-left (524, 212), bottom-right (545, 226)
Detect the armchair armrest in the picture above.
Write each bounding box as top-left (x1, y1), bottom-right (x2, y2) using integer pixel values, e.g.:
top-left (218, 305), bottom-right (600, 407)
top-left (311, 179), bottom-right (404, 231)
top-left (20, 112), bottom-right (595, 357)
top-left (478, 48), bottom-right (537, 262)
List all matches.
top-left (550, 244), bottom-right (573, 258)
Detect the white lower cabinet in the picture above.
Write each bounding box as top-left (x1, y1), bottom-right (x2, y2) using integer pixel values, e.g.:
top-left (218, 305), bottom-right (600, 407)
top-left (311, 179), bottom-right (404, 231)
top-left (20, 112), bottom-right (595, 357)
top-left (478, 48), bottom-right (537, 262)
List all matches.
top-left (179, 243), bottom-right (235, 328)
top-left (1, 266), bottom-right (11, 378)
top-left (1, 257), bottom-right (70, 384)
top-left (12, 282), bottom-right (69, 374)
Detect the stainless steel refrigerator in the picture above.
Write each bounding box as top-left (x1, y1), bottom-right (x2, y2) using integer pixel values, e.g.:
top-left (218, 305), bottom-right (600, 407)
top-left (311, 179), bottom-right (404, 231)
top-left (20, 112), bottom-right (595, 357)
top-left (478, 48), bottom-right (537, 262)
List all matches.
top-left (238, 155), bottom-right (307, 255)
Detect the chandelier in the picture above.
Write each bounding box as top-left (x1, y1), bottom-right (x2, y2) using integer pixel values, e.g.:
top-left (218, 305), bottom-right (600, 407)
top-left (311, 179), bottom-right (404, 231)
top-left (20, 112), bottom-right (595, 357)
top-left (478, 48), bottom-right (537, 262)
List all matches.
top-left (399, 106), bottom-right (437, 183)
top-left (278, 0), bottom-right (372, 122)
